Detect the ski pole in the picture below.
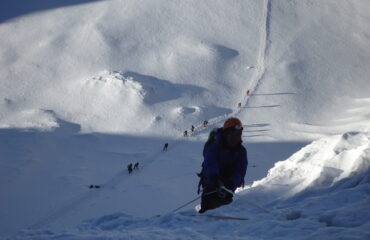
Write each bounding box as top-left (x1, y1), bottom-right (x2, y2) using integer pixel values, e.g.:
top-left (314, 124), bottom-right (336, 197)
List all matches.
top-left (220, 186), bottom-right (270, 213)
top-left (172, 190), bottom-right (218, 213)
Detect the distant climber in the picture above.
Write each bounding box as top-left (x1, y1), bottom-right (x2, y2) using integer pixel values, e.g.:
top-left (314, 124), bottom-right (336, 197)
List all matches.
top-left (191, 125), bottom-right (195, 132)
top-left (127, 163), bottom-right (133, 174)
top-left (238, 102), bottom-right (242, 108)
top-left (134, 162), bottom-right (139, 169)
top-left (197, 117), bottom-right (248, 213)
top-left (184, 130), bottom-right (188, 137)
top-left (163, 143), bottom-right (169, 151)
top-left (203, 120), bottom-right (209, 128)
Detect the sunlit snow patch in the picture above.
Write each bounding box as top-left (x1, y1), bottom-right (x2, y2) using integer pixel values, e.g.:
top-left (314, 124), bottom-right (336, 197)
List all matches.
top-left (0, 105), bottom-right (58, 130)
top-left (63, 70), bottom-right (153, 133)
top-left (248, 132), bottom-right (370, 199)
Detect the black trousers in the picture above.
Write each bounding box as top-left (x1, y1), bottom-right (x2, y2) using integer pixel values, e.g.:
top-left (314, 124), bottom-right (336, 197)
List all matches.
top-left (199, 188), bottom-right (233, 213)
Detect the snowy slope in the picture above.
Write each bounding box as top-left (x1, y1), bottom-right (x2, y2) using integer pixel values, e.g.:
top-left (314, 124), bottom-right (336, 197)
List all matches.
top-left (0, 0), bottom-right (265, 135)
top-left (0, 0), bottom-right (370, 239)
top-left (8, 132), bottom-right (370, 240)
top-left (2, 0), bottom-right (368, 137)
top-left (238, 0), bottom-right (370, 141)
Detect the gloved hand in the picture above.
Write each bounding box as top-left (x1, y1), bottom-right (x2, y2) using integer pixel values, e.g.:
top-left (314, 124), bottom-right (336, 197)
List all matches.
top-left (217, 188), bottom-right (227, 198)
top-left (223, 180), bottom-right (235, 192)
top-left (217, 186), bottom-right (233, 197)
top-left (209, 175), bottom-right (224, 189)
top-left (215, 180), bottom-right (225, 198)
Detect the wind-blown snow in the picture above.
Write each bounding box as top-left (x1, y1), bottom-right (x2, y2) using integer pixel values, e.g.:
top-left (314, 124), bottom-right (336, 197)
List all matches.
top-left (0, 0), bottom-right (370, 239)
top-left (251, 132), bottom-right (370, 199)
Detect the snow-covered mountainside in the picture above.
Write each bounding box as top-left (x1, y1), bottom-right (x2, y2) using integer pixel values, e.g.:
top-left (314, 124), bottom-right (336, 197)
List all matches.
top-left (9, 132), bottom-right (370, 240)
top-left (1, 0), bottom-right (369, 137)
top-left (0, 0), bottom-right (369, 239)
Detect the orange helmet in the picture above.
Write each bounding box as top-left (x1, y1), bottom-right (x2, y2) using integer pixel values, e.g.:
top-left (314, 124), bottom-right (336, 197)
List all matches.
top-left (223, 117), bottom-right (243, 130)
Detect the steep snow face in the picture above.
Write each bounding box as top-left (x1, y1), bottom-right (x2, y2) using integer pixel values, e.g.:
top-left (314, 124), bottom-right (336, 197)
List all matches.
top-left (238, 0), bottom-right (370, 141)
top-left (8, 132), bottom-right (370, 240)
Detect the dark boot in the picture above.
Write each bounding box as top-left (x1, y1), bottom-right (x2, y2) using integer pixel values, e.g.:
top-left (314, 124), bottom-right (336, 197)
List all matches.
top-left (199, 188), bottom-right (233, 213)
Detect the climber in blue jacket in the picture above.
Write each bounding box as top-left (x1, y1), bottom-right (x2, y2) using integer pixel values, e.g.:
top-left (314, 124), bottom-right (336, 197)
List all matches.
top-left (199, 117), bottom-right (248, 213)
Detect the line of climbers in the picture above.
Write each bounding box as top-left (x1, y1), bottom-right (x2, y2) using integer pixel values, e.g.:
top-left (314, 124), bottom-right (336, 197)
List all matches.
top-left (122, 86), bottom-right (251, 212)
top-left (90, 88), bottom-right (251, 188)
top-left (127, 162), bottom-right (139, 174)
top-left (117, 90), bottom-right (250, 213)
top-left (238, 89), bottom-right (251, 108)
top-left (183, 90), bottom-right (251, 137)
top-left (183, 120), bottom-right (209, 137)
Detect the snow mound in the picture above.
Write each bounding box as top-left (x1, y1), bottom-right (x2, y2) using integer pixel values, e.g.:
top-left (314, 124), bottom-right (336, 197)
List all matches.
top-left (249, 132), bottom-right (370, 199)
top-left (81, 71), bottom-right (146, 107)
top-left (55, 71), bottom-right (154, 134)
top-left (225, 166), bottom-right (370, 240)
top-left (0, 105), bottom-right (57, 130)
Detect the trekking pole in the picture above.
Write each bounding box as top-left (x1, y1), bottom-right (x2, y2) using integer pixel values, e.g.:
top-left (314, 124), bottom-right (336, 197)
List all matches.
top-left (220, 186), bottom-right (270, 214)
top-left (172, 190), bottom-right (218, 213)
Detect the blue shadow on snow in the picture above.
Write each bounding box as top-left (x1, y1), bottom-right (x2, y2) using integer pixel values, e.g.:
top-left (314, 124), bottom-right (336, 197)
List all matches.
top-left (124, 71), bottom-right (205, 105)
top-left (1, 0), bottom-right (103, 23)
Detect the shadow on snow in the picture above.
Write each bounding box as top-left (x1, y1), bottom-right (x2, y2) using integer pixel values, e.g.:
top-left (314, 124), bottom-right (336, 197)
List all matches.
top-left (1, 0), bottom-right (103, 23)
top-left (0, 117), bottom-right (308, 236)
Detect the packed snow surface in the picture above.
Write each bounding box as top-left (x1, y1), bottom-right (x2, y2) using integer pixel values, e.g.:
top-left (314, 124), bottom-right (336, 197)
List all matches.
top-left (6, 132), bottom-right (370, 240)
top-left (0, 0), bottom-right (370, 239)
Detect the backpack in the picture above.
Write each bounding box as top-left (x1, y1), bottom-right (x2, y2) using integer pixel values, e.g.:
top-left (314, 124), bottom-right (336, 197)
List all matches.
top-left (197, 127), bottom-right (245, 194)
top-left (197, 128), bottom-right (222, 194)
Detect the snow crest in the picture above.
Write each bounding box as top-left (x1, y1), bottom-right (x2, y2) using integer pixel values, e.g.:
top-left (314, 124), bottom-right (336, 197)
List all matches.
top-left (250, 132), bottom-right (370, 199)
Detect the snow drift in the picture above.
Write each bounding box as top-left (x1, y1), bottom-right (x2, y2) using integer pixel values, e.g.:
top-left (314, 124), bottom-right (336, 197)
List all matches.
top-left (249, 131), bottom-right (370, 199)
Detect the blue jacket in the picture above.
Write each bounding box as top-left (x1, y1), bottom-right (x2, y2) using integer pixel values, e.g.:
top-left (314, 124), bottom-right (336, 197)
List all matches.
top-left (202, 130), bottom-right (248, 192)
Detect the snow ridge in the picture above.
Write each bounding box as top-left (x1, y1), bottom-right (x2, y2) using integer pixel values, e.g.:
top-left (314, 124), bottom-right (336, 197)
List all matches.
top-left (192, 0), bottom-right (272, 133)
top-left (242, 0), bottom-right (270, 109)
top-left (249, 132), bottom-right (370, 201)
